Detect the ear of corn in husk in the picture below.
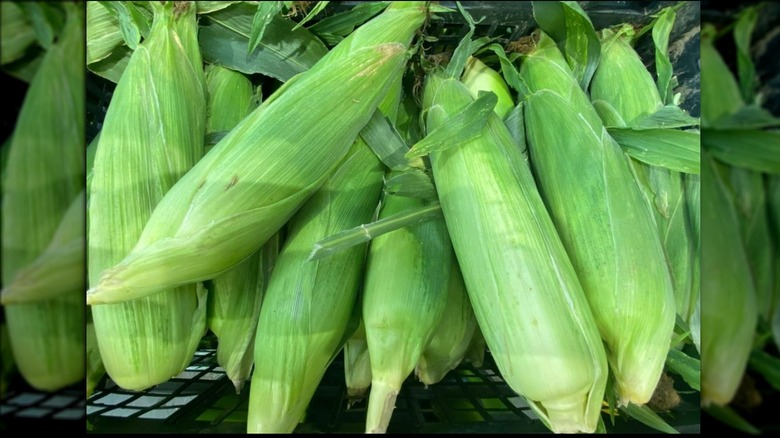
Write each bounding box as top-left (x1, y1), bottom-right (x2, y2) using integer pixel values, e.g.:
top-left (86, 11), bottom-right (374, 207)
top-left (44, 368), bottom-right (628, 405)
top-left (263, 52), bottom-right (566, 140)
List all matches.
top-left (86, 317), bottom-right (105, 399)
top-left (415, 261), bottom-right (477, 386)
top-left (1, 3), bottom-right (85, 392)
top-left (205, 64), bottom-right (259, 134)
top-left (207, 235), bottom-right (278, 394)
top-left (421, 67), bottom-right (607, 434)
top-left (362, 189), bottom-right (453, 434)
top-left (88, 1), bottom-right (208, 391)
top-left (344, 317), bottom-right (372, 401)
top-left (728, 168), bottom-right (776, 324)
top-left (700, 149), bottom-right (758, 406)
top-left (519, 30), bottom-right (675, 407)
top-left (590, 26), bottom-right (697, 329)
top-left (246, 76), bottom-right (399, 431)
top-left (684, 173), bottom-right (701, 351)
top-left (463, 326), bottom-right (486, 368)
top-left (86, 2), bottom-right (429, 305)
top-left (461, 56), bottom-right (514, 119)
top-left (203, 63), bottom-right (273, 394)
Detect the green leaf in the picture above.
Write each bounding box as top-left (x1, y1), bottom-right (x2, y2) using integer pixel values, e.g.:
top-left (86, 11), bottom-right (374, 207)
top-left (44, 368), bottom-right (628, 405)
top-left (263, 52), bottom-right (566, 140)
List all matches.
top-left (503, 102), bottom-right (527, 156)
top-left (199, 2), bottom-right (328, 82)
top-left (17, 2), bottom-right (64, 50)
top-left (383, 169), bottom-right (436, 200)
top-left (359, 109), bottom-right (418, 171)
top-left (620, 404), bottom-right (679, 434)
top-left (1, 46), bottom-right (45, 83)
top-left (1, 2), bottom-right (37, 65)
top-left (651, 7), bottom-right (675, 104)
top-left (632, 106), bottom-right (700, 130)
top-left (704, 130), bottom-right (780, 174)
top-left (704, 405), bottom-right (760, 435)
top-left (87, 44), bottom-right (132, 84)
top-left (247, 1), bottom-right (283, 54)
top-left (309, 2), bottom-right (388, 46)
top-left (98, 1), bottom-right (150, 50)
top-left (609, 128), bottom-right (700, 174)
top-left (307, 202), bottom-right (444, 261)
top-left (196, 1), bottom-right (243, 14)
top-left (748, 349), bottom-right (780, 390)
top-left (593, 100), bottom-right (627, 128)
top-left (714, 104), bottom-right (780, 130)
top-left (533, 1), bottom-right (600, 91)
top-left (478, 43), bottom-right (527, 97)
top-left (291, 1), bottom-right (330, 31)
top-left (665, 348), bottom-right (701, 391)
top-left (444, 1), bottom-right (482, 80)
top-left (87, 1), bottom-right (123, 64)
top-left (406, 91), bottom-right (497, 159)
top-left (734, 6), bottom-right (759, 104)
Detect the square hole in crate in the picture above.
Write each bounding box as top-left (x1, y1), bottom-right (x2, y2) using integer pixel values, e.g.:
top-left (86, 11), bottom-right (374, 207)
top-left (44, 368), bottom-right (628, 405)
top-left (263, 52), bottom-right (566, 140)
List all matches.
top-left (7, 393), bottom-right (45, 406)
top-left (127, 395), bottom-right (165, 408)
top-left (162, 395), bottom-right (197, 407)
top-left (93, 393), bottom-right (133, 406)
top-left (15, 407), bottom-right (52, 418)
top-left (42, 395), bottom-right (76, 408)
top-left (101, 407), bottom-right (141, 418)
top-left (139, 407), bottom-right (179, 419)
top-left (53, 409), bottom-right (85, 420)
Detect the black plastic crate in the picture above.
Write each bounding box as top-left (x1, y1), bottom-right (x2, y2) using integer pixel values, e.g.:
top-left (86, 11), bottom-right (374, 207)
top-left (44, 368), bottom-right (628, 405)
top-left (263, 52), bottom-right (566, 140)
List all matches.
top-left (85, 341), bottom-right (700, 434)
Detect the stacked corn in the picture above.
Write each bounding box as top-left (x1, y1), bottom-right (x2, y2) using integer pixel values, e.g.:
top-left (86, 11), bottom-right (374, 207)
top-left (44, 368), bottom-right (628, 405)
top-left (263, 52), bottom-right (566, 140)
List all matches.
top-left (86, 2), bottom-right (428, 305)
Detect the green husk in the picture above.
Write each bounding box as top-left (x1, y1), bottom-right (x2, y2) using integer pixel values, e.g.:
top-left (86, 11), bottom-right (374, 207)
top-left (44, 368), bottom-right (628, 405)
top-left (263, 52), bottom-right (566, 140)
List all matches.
top-left (87, 2), bottom-right (429, 304)
top-left (519, 31), bottom-right (675, 407)
top-left (363, 191), bottom-right (453, 434)
top-left (423, 69), bottom-right (607, 434)
top-left (88, 1), bottom-right (208, 391)
top-left (415, 262), bottom-right (477, 386)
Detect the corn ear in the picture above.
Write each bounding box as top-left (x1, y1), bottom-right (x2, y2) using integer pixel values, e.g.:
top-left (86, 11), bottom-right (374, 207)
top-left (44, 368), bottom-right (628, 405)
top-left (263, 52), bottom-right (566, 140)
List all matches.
top-left (344, 317), bottom-right (372, 400)
top-left (1, 3), bottom-right (85, 392)
top-left (461, 56), bottom-right (514, 119)
top-left (204, 61), bottom-right (272, 394)
top-left (463, 325), bottom-right (486, 368)
top-left (86, 317), bottom-right (105, 399)
top-left (363, 190), bottom-right (453, 434)
top-left (87, 2), bottom-right (428, 304)
top-left (590, 27), bottom-right (663, 125)
top-left (88, 1), bottom-right (208, 391)
top-left (415, 261), bottom-right (477, 386)
top-left (423, 69), bottom-right (607, 434)
top-left (590, 28), bottom-right (697, 329)
top-left (519, 31), bottom-right (675, 407)
top-left (247, 128), bottom-right (388, 433)
top-left (700, 149), bottom-right (758, 406)
top-left (205, 64), bottom-right (258, 134)
top-left (728, 168), bottom-right (776, 324)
